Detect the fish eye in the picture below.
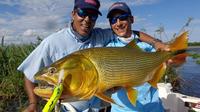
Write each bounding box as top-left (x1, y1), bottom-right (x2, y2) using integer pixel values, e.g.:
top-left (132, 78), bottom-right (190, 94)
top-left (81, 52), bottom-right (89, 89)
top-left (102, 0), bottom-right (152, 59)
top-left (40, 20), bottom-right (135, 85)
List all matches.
top-left (48, 67), bottom-right (57, 75)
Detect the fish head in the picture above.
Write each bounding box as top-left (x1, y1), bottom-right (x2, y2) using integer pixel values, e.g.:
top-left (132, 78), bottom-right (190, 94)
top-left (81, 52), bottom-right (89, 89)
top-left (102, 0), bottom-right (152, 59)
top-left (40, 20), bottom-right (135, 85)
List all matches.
top-left (34, 54), bottom-right (99, 101)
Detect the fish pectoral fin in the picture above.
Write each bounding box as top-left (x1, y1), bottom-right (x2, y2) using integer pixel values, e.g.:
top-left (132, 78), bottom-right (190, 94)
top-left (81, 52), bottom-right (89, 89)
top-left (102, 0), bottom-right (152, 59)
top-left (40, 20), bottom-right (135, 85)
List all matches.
top-left (95, 93), bottom-right (122, 107)
top-left (125, 87), bottom-right (138, 106)
top-left (148, 63), bottom-right (167, 88)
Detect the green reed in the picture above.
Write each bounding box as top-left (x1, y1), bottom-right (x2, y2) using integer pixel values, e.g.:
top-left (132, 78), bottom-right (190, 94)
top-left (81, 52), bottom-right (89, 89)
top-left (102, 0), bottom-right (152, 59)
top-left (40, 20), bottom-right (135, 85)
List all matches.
top-left (0, 44), bottom-right (35, 111)
top-left (190, 53), bottom-right (200, 64)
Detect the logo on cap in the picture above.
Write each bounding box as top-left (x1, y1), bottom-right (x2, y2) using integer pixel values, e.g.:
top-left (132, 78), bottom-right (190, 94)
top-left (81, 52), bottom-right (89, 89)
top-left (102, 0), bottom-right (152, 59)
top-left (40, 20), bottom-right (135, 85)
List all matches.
top-left (85, 0), bottom-right (97, 6)
top-left (110, 3), bottom-right (124, 9)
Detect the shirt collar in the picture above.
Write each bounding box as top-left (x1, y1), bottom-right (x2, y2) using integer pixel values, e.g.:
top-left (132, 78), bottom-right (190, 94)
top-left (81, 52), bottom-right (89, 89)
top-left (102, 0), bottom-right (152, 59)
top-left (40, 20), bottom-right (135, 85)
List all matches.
top-left (115, 34), bottom-right (135, 44)
top-left (69, 22), bottom-right (91, 43)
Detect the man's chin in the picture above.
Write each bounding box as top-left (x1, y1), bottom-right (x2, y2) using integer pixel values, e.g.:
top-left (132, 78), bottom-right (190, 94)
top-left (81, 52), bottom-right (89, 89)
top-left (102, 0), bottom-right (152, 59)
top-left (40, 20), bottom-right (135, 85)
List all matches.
top-left (116, 32), bottom-right (127, 37)
top-left (79, 32), bottom-right (90, 37)
top-left (80, 30), bottom-right (91, 36)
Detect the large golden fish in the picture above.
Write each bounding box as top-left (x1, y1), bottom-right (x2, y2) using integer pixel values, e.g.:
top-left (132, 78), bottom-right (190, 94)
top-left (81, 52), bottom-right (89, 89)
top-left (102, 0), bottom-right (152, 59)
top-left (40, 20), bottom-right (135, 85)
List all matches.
top-left (34, 32), bottom-right (188, 107)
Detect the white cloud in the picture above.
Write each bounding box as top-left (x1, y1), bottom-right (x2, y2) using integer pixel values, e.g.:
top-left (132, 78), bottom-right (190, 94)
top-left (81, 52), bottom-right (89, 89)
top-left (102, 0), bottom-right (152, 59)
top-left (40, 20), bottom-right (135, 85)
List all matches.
top-left (191, 18), bottom-right (200, 25)
top-left (0, 0), bottom-right (19, 6)
top-left (100, 0), bottom-right (161, 13)
top-left (23, 29), bottom-right (36, 37)
top-left (0, 28), bottom-right (14, 36)
top-left (2, 0), bottom-right (200, 44)
top-left (0, 18), bottom-right (6, 24)
top-left (0, 0), bottom-right (74, 44)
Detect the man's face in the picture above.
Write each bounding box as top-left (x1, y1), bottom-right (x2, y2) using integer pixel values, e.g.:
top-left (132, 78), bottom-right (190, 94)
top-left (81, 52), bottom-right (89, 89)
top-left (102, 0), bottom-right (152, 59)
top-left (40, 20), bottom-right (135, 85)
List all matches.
top-left (72, 8), bottom-right (98, 37)
top-left (109, 11), bottom-right (133, 38)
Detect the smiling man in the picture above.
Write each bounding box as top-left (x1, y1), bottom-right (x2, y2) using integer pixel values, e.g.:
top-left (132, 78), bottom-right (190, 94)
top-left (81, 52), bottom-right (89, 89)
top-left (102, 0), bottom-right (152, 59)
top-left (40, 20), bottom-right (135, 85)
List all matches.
top-left (18, 0), bottom-right (115, 111)
top-left (106, 2), bottom-right (165, 112)
top-left (18, 0), bottom-right (167, 112)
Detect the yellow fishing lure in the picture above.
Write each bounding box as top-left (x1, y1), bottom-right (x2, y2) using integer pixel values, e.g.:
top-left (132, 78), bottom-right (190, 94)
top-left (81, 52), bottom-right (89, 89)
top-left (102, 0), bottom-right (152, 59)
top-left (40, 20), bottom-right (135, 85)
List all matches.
top-left (42, 84), bottom-right (63, 112)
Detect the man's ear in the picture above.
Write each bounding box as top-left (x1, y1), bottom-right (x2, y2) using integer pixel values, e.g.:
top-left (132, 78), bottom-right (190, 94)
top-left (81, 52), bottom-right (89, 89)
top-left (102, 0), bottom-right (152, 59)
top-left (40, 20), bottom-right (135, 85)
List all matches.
top-left (130, 16), bottom-right (134, 23)
top-left (71, 10), bottom-right (75, 20)
top-left (129, 16), bottom-right (134, 24)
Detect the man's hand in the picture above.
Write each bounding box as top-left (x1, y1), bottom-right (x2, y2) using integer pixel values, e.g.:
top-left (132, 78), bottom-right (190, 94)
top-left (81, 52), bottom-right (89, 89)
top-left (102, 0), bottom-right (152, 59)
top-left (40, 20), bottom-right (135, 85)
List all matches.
top-left (139, 32), bottom-right (169, 51)
top-left (154, 41), bottom-right (169, 51)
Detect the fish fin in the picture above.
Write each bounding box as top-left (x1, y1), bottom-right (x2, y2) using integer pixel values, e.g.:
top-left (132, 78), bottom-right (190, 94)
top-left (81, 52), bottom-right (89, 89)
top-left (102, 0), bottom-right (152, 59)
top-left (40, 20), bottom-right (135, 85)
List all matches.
top-left (169, 32), bottom-right (188, 52)
top-left (125, 87), bottom-right (138, 106)
top-left (125, 39), bottom-right (143, 52)
top-left (148, 63), bottom-right (167, 88)
top-left (170, 53), bottom-right (188, 66)
top-left (95, 93), bottom-right (122, 107)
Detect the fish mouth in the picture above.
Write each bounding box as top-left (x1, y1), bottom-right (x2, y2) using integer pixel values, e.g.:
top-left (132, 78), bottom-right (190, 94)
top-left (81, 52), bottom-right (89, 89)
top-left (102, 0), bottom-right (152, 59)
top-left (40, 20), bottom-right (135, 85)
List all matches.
top-left (34, 74), bottom-right (58, 98)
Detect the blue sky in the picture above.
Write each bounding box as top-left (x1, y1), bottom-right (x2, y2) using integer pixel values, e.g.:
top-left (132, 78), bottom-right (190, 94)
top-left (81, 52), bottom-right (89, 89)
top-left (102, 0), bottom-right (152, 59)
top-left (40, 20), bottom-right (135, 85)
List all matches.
top-left (0, 0), bottom-right (200, 44)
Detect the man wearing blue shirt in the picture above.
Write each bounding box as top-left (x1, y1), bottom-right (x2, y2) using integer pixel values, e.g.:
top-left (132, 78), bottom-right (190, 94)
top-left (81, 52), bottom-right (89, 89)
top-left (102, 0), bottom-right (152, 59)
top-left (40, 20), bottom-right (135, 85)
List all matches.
top-left (106, 2), bottom-right (164, 112)
top-left (18, 0), bottom-right (167, 112)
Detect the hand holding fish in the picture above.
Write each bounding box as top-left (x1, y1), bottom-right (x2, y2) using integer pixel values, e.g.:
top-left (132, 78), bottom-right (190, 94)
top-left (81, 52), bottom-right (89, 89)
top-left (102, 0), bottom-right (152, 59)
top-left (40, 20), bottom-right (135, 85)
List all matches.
top-left (154, 41), bottom-right (170, 51)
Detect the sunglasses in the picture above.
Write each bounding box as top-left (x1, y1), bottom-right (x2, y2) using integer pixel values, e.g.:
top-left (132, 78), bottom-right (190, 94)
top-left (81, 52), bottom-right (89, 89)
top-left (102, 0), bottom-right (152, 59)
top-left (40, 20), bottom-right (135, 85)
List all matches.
top-left (109, 13), bottom-right (130, 25)
top-left (76, 8), bottom-right (98, 21)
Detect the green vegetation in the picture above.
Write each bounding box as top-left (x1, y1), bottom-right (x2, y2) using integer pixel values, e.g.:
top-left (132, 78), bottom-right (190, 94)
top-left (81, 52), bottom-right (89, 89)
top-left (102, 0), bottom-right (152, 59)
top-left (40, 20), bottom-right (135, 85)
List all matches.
top-left (0, 44), bottom-right (35, 111)
top-left (187, 39), bottom-right (200, 64)
top-left (189, 42), bottom-right (200, 46)
top-left (190, 53), bottom-right (200, 64)
top-left (190, 53), bottom-right (200, 59)
top-left (196, 60), bottom-right (200, 64)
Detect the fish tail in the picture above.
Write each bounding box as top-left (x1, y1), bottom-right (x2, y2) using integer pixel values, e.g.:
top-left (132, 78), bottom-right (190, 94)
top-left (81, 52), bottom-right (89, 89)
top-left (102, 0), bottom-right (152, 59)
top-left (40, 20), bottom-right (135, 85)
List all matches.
top-left (169, 32), bottom-right (188, 52)
top-left (169, 32), bottom-right (189, 64)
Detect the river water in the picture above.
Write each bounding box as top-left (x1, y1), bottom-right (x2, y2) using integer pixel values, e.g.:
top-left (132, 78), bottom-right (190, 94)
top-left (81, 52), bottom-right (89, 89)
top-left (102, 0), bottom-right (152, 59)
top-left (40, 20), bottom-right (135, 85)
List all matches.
top-left (178, 47), bottom-right (200, 97)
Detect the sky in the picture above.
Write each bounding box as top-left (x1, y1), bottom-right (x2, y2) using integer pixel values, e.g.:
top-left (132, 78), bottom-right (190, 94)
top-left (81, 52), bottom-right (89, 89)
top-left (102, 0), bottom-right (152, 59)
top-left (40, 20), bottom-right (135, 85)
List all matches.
top-left (0, 0), bottom-right (200, 45)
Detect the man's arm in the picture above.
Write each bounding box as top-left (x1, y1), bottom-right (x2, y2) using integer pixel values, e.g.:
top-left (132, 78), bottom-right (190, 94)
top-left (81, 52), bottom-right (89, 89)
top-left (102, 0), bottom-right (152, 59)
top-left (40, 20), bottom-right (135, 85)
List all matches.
top-left (24, 76), bottom-right (38, 112)
top-left (139, 32), bottom-right (169, 51)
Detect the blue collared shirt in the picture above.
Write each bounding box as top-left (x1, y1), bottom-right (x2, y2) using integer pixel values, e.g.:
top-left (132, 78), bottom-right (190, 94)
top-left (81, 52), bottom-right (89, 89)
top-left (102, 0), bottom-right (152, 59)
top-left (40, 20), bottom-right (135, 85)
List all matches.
top-left (107, 32), bottom-right (164, 112)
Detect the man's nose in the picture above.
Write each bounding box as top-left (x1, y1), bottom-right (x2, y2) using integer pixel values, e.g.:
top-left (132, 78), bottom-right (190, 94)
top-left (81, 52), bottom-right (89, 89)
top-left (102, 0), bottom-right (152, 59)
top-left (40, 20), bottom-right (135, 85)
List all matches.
top-left (116, 19), bottom-right (122, 25)
top-left (84, 16), bottom-right (92, 23)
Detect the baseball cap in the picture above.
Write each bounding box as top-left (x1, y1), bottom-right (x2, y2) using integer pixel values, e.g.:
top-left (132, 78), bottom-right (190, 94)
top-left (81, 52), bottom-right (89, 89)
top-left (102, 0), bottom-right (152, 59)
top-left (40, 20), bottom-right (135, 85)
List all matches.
top-left (107, 2), bottom-right (132, 18)
top-left (74, 0), bottom-right (102, 16)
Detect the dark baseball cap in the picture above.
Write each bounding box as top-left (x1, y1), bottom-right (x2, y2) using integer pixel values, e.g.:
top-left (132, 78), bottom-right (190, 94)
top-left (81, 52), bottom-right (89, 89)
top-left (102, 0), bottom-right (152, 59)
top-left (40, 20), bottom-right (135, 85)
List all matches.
top-left (107, 2), bottom-right (132, 18)
top-left (74, 0), bottom-right (102, 16)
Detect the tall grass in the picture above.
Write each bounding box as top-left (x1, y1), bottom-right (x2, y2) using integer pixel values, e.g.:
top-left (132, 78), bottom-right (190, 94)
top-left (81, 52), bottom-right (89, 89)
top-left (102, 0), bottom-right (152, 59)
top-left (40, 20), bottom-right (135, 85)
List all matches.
top-left (0, 44), bottom-right (35, 111)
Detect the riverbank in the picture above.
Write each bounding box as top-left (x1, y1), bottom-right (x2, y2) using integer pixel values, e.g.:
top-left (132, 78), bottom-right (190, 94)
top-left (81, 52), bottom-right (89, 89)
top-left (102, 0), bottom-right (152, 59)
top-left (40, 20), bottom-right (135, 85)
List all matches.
top-left (189, 46), bottom-right (200, 49)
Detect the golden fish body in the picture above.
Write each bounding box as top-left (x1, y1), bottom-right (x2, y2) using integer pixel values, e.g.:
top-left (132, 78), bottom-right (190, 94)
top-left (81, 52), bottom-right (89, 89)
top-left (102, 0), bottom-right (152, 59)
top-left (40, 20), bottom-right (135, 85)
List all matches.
top-left (76, 47), bottom-right (169, 92)
top-left (34, 32), bottom-right (188, 106)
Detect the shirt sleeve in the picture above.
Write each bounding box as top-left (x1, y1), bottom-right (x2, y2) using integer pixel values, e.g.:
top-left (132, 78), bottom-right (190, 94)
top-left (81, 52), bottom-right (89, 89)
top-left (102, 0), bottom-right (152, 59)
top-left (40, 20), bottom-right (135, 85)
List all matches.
top-left (17, 39), bottom-right (52, 82)
top-left (92, 28), bottom-right (114, 46)
top-left (133, 31), bottom-right (156, 52)
top-left (137, 42), bottom-right (156, 52)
